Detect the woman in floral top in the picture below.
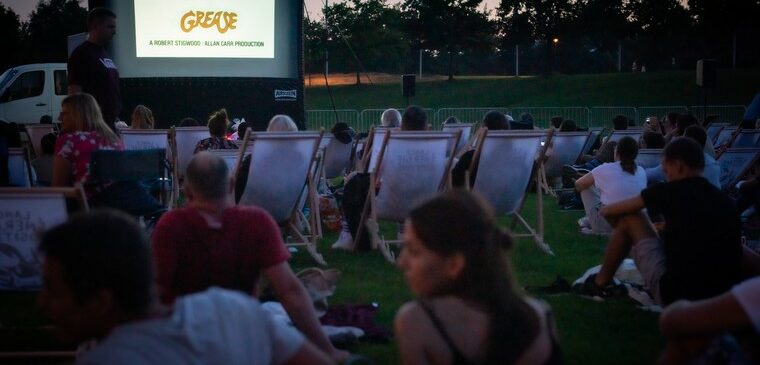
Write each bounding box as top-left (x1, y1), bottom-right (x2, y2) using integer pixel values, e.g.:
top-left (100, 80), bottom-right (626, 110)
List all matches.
top-left (193, 108), bottom-right (238, 153)
top-left (52, 93), bottom-right (123, 194)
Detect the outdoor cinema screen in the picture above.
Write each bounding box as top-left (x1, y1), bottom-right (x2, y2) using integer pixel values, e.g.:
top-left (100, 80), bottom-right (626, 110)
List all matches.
top-left (104, 0), bottom-right (299, 78)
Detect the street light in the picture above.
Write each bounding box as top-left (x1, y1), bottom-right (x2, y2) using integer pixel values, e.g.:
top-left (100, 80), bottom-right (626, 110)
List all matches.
top-left (552, 37), bottom-right (559, 44)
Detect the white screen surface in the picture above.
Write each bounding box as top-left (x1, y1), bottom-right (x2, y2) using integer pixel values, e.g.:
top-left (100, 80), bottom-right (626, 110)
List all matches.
top-left (134, 0), bottom-right (274, 58)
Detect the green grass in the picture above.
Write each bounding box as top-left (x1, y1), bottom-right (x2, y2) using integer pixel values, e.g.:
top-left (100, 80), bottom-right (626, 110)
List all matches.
top-left (304, 69), bottom-right (760, 109)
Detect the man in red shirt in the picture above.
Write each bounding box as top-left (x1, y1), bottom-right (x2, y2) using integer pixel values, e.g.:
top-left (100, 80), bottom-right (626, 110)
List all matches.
top-left (152, 152), bottom-right (347, 362)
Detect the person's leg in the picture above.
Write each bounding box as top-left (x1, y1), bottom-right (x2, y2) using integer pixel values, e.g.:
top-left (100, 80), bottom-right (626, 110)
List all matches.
top-left (580, 187), bottom-right (612, 234)
top-left (595, 211), bottom-right (658, 287)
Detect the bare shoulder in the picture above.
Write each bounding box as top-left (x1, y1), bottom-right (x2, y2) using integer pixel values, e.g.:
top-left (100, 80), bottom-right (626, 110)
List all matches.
top-left (395, 301), bottom-right (425, 329)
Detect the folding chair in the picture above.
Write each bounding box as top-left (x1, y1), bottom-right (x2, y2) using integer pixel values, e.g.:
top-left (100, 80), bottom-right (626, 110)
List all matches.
top-left (717, 148), bottom-right (760, 192)
top-left (321, 135), bottom-right (354, 180)
top-left (714, 127), bottom-right (739, 149)
top-left (635, 149), bottom-right (663, 168)
top-left (541, 131), bottom-right (591, 196)
top-left (605, 129), bottom-right (643, 144)
top-left (236, 131), bottom-right (325, 265)
top-left (23, 125), bottom-right (54, 158)
top-left (707, 123), bottom-right (729, 144)
top-left (580, 127), bottom-right (604, 156)
top-left (356, 130), bottom-right (461, 262)
top-left (89, 149), bottom-right (169, 218)
top-left (442, 123), bottom-right (475, 156)
top-left (467, 129), bottom-right (555, 254)
top-left (730, 129), bottom-right (760, 148)
top-left (7, 148), bottom-right (33, 187)
top-left (360, 126), bottom-right (398, 173)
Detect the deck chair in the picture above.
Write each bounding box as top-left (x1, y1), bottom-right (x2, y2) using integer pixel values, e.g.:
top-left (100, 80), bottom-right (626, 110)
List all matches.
top-left (717, 148), bottom-right (760, 192)
top-left (89, 149), bottom-right (169, 217)
top-left (467, 129), bottom-right (555, 255)
top-left (207, 149), bottom-right (243, 177)
top-left (714, 127), bottom-right (739, 149)
top-left (171, 126), bottom-right (209, 179)
top-left (635, 149), bottom-right (663, 168)
top-left (730, 129), bottom-right (760, 148)
top-left (7, 148), bottom-right (33, 187)
top-left (356, 130), bottom-right (461, 262)
top-left (23, 125), bottom-right (54, 158)
top-left (581, 127), bottom-right (604, 156)
top-left (541, 131), bottom-right (590, 195)
top-left (322, 135), bottom-right (354, 180)
top-left (236, 131), bottom-right (325, 265)
top-left (442, 123), bottom-right (475, 156)
top-left (360, 126), bottom-right (398, 173)
top-left (707, 123), bottom-right (729, 144)
top-left (605, 129), bottom-right (643, 144)
top-left (120, 129), bottom-right (171, 150)
top-left (0, 186), bottom-right (87, 291)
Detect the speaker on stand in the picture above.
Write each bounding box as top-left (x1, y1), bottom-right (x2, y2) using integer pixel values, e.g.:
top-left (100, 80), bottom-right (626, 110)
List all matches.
top-left (696, 59), bottom-right (717, 122)
top-left (402, 74), bottom-right (416, 106)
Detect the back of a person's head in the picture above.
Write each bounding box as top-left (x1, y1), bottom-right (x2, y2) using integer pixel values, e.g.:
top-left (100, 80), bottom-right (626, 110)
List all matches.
top-left (88, 7), bottom-right (116, 27)
top-left (676, 112), bottom-right (698, 134)
top-left (62, 93), bottom-right (117, 142)
top-left (612, 115), bottom-right (628, 130)
top-left (39, 115), bottom-right (53, 124)
top-left (401, 106), bottom-right (427, 131)
top-left (559, 119), bottom-right (577, 132)
top-left (179, 117), bottom-right (201, 127)
top-left (665, 112), bottom-right (679, 127)
top-left (131, 105), bottom-right (155, 129)
top-left (519, 113), bottom-right (534, 125)
top-left (443, 116), bottom-right (459, 125)
top-left (616, 136), bottom-right (639, 175)
top-left (185, 152), bottom-right (229, 200)
top-left (664, 137), bottom-right (705, 172)
top-left (380, 108), bottom-right (401, 128)
top-left (550, 116), bottom-right (564, 129)
top-left (331, 122), bottom-right (356, 144)
top-left (483, 110), bottom-right (509, 131)
top-left (683, 125), bottom-right (707, 148)
top-left (641, 131), bottom-right (666, 149)
top-left (39, 209), bottom-right (152, 317)
top-left (207, 109), bottom-right (229, 137)
top-left (41, 133), bottom-right (57, 155)
top-left (267, 114), bottom-right (298, 132)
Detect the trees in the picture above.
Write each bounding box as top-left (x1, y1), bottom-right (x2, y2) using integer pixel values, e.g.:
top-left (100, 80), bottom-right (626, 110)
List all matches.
top-left (24, 0), bottom-right (88, 63)
top-left (0, 4), bottom-right (22, 72)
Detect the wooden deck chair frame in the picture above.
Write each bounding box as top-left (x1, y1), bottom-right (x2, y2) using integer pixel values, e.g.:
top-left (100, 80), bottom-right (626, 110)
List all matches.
top-left (359, 126), bottom-right (397, 173)
top-left (465, 128), bottom-right (555, 255)
top-left (604, 129), bottom-right (644, 144)
top-left (717, 148), bottom-right (760, 192)
top-left (8, 147), bottom-right (34, 187)
top-left (235, 129), bottom-right (326, 265)
top-left (356, 129), bottom-right (462, 263)
top-left (730, 129), bottom-right (760, 149)
top-left (707, 122), bottom-right (730, 144)
top-left (714, 126), bottom-right (740, 158)
top-left (442, 122), bottom-right (475, 156)
top-left (635, 149), bottom-right (663, 168)
top-left (0, 185), bottom-right (87, 360)
top-left (539, 131), bottom-right (591, 197)
top-left (581, 127), bottom-right (604, 156)
top-left (23, 124), bottom-right (54, 158)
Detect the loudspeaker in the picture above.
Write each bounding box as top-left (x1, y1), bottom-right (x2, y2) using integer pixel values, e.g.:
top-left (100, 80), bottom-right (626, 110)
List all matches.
top-left (696, 59), bottom-right (717, 89)
top-left (402, 74), bottom-right (416, 97)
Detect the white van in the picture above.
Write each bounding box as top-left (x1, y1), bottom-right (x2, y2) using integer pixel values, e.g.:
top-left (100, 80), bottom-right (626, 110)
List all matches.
top-left (0, 63), bottom-right (67, 125)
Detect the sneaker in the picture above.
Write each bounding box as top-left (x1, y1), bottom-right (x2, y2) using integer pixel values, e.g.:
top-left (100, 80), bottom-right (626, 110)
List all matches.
top-left (580, 227), bottom-right (594, 235)
top-left (331, 230), bottom-right (354, 251)
top-left (577, 216), bottom-right (590, 228)
top-left (574, 274), bottom-right (627, 299)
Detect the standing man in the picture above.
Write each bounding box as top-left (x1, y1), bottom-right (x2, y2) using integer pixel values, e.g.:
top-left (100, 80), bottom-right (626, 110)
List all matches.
top-left (68, 8), bottom-right (121, 131)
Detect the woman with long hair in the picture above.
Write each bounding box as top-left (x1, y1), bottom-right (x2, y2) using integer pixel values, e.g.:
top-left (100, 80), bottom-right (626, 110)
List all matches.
top-left (575, 136), bottom-right (647, 235)
top-left (395, 190), bottom-right (563, 365)
top-left (52, 93), bottom-right (122, 190)
top-left (130, 104), bottom-right (155, 129)
top-left (193, 108), bottom-right (237, 153)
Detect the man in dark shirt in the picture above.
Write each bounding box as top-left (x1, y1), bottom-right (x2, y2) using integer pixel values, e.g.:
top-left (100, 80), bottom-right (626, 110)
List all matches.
top-left (68, 8), bottom-right (120, 131)
top-left (582, 137), bottom-right (743, 305)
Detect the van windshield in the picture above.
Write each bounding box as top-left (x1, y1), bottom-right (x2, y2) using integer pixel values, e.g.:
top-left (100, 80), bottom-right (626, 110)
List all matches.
top-left (0, 68), bottom-right (18, 92)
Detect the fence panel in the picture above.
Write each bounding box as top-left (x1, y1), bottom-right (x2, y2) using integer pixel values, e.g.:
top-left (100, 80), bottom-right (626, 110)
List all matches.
top-left (590, 107), bottom-right (638, 128)
top-left (689, 105), bottom-right (748, 125)
top-left (636, 106), bottom-right (688, 125)
top-left (304, 109), bottom-right (359, 131)
top-left (509, 107), bottom-right (590, 128)
top-left (434, 108), bottom-right (509, 129)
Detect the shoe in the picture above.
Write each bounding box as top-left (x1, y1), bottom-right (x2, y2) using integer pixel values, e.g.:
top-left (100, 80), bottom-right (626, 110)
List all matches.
top-left (574, 274), bottom-right (627, 299)
top-left (331, 230), bottom-right (354, 251)
top-left (577, 216), bottom-right (590, 228)
top-left (580, 227), bottom-right (594, 235)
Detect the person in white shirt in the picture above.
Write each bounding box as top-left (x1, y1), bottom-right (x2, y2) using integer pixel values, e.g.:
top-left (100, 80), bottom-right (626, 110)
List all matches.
top-left (575, 136), bottom-right (647, 234)
top-left (37, 209), bottom-right (332, 365)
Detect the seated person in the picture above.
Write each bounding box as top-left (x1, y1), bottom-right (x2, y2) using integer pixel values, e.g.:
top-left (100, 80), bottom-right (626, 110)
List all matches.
top-left (31, 133), bottom-right (56, 186)
top-left (646, 125), bottom-right (720, 188)
top-left (612, 115), bottom-right (628, 131)
top-left (581, 137), bottom-right (744, 305)
top-left (268, 114), bottom-right (299, 132)
top-left (451, 110), bottom-right (510, 188)
top-left (152, 152), bottom-right (347, 362)
top-left (550, 116), bottom-right (564, 130)
top-left (130, 104), bottom-right (155, 129)
top-left (381, 108), bottom-right (402, 128)
top-left (659, 276), bottom-right (760, 364)
top-left (38, 209), bottom-right (331, 365)
top-left (510, 112), bottom-right (535, 130)
top-left (639, 130), bottom-right (666, 149)
top-left (575, 136), bottom-right (646, 235)
top-left (558, 119), bottom-right (577, 132)
top-left (395, 191), bottom-right (562, 365)
top-left (193, 108), bottom-right (237, 153)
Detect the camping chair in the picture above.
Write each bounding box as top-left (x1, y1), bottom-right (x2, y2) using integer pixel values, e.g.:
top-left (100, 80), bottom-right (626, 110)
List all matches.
top-left (635, 149), bottom-right (663, 168)
top-left (442, 123), bottom-right (475, 156)
top-left (23, 124), bottom-right (54, 158)
top-left (236, 130), bottom-right (325, 265)
top-left (707, 123), bottom-right (729, 144)
top-left (88, 149), bottom-right (169, 222)
top-left (730, 129), bottom-right (760, 149)
top-left (120, 129), bottom-right (174, 203)
top-left (605, 129), bottom-right (643, 144)
top-left (355, 130), bottom-right (461, 263)
top-left (717, 148), bottom-right (760, 192)
top-left (541, 131), bottom-right (591, 196)
top-left (466, 129), bottom-right (555, 255)
top-left (580, 127), bottom-right (604, 156)
top-left (7, 148), bottom-right (33, 187)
